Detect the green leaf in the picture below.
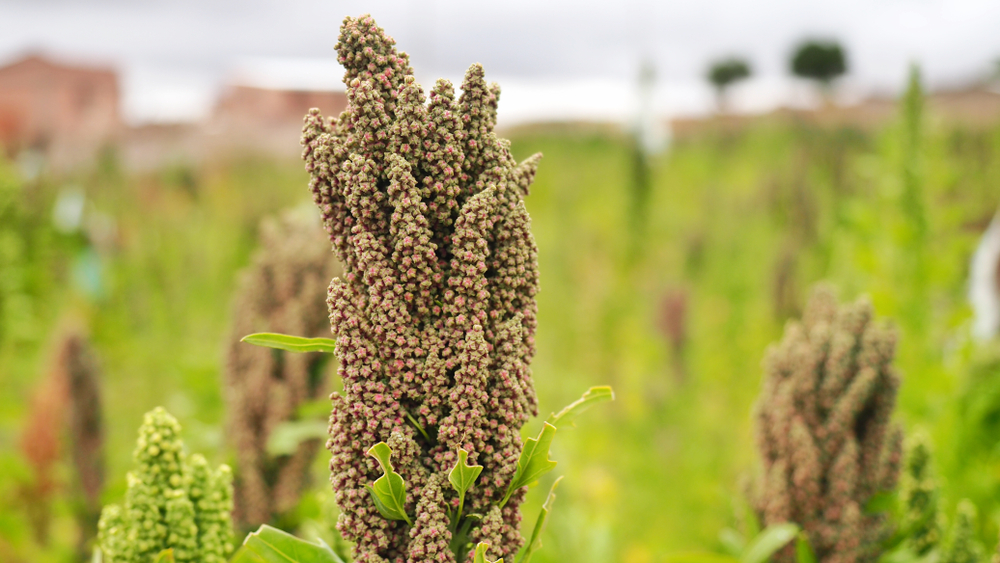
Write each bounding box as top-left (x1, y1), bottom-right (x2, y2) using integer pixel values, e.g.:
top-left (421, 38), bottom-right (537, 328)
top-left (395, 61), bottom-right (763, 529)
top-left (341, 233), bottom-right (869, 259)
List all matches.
top-left (741, 523), bottom-right (800, 563)
top-left (517, 476), bottom-right (562, 563)
top-left (719, 528), bottom-right (746, 558)
top-left (795, 533), bottom-right (816, 563)
top-left (449, 449), bottom-right (484, 497)
top-left (231, 524), bottom-right (343, 563)
top-left (241, 333), bottom-right (337, 354)
top-left (448, 448), bottom-right (483, 530)
top-left (266, 420), bottom-right (330, 456)
top-left (546, 386), bottom-right (614, 428)
top-left (741, 498), bottom-right (761, 540)
top-left (366, 442), bottom-right (412, 525)
top-left (404, 411), bottom-right (430, 442)
top-left (473, 542), bottom-right (503, 563)
top-left (153, 549), bottom-right (175, 563)
top-left (501, 422), bottom-right (558, 507)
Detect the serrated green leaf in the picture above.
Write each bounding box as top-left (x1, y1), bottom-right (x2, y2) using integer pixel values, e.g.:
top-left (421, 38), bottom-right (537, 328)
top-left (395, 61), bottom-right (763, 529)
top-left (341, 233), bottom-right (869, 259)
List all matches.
top-left (741, 523), bottom-right (799, 563)
top-left (546, 386), bottom-right (614, 428)
top-left (473, 542), bottom-right (503, 563)
top-left (501, 422), bottom-right (558, 507)
top-left (795, 532), bottom-right (816, 563)
top-left (517, 476), bottom-right (562, 563)
top-left (231, 524), bottom-right (343, 563)
top-left (153, 549), bottom-right (175, 563)
top-left (241, 333), bottom-right (337, 354)
top-left (448, 448), bottom-right (483, 530)
top-left (449, 449), bottom-right (483, 497)
top-left (366, 442), bottom-right (412, 525)
top-left (266, 420), bottom-right (329, 456)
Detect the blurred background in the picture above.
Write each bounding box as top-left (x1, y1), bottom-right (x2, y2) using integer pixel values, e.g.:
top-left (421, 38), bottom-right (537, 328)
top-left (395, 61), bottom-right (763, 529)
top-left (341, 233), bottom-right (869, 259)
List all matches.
top-left (3, 0), bottom-right (1000, 562)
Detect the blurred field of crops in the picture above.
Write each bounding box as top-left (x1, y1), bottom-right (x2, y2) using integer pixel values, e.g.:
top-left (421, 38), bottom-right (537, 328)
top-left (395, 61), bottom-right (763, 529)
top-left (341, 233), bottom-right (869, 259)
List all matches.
top-left (3, 102), bottom-right (1000, 562)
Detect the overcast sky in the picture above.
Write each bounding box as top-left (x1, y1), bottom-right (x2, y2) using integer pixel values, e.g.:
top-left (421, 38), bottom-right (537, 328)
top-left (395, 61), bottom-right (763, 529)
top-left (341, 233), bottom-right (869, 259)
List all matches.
top-left (3, 0), bottom-right (999, 124)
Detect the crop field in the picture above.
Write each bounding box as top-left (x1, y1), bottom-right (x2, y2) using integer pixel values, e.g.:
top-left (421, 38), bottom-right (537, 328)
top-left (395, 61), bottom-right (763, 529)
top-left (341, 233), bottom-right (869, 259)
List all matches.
top-left (3, 90), bottom-right (1000, 563)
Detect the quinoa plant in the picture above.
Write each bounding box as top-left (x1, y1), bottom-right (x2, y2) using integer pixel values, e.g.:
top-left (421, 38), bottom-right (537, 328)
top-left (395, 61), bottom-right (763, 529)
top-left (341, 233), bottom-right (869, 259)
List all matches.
top-left (244, 14), bottom-right (612, 563)
top-left (940, 501), bottom-right (983, 563)
top-left (899, 432), bottom-right (942, 556)
top-left (97, 407), bottom-right (235, 563)
top-left (224, 209), bottom-right (340, 528)
top-left (754, 285), bottom-right (903, 563)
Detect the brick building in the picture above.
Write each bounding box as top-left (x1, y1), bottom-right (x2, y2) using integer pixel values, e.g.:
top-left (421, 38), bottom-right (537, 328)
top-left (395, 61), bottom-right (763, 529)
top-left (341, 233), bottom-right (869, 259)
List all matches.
top-left (209, 59), bottom-right (347, 157)
top-left (0, 54), bottom-right (122, 168)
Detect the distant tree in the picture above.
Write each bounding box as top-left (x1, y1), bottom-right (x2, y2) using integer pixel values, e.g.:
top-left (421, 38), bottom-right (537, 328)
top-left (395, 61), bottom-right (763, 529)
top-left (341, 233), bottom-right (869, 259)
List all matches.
top-left (707, 58), bottom-right (751, 112)
top-left (790, 40), bottom-right (847, 98)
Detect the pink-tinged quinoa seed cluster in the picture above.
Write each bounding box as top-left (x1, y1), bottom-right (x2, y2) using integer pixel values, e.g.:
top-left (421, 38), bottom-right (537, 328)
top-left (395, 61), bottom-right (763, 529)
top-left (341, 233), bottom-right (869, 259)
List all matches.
top-left (755, 286), bottom-right (904, 563)
top-left (301, 14), bottom-right (542, 563)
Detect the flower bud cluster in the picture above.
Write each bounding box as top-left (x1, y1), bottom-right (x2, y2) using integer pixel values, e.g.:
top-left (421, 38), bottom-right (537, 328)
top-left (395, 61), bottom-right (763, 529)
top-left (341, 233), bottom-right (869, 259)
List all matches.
top-left (224, 208), bottom-right (340, 527)
top-left (301, 14), bottom-right (541, 563)
top-left (97, 407), bottom-right (235, 562)
top-left (754, 286), bottom-right (903, 563)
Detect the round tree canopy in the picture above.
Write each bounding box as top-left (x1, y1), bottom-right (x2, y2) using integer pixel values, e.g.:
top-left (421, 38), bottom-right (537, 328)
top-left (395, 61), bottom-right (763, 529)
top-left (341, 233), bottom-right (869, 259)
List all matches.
top-left (707, 58), bottom-right (752, 90)
top-left (790, 40), bottom-right (847, 84)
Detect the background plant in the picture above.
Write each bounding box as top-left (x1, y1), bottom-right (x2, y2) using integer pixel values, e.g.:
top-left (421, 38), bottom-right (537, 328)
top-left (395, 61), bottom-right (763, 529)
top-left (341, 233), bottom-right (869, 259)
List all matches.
top-left (898, 433), bottom-right (943, 557)
top-left (754, 286), bottom-right (903, 563)
top-left (223, 207), bottom-right (340, 530)
top-left (790, 40), bottom-right (847, 98)
top-left (97, 407), bottom-right (235, 563)
top-left (707, 58), bottom-right (752, 113)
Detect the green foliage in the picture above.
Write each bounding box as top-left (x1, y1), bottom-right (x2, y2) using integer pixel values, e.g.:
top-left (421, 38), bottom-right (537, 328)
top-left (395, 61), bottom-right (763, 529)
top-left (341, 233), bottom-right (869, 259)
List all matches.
top-left (790, 41), bottom-right (847, 85)
top-left (0, 160), bottom-right (36, 345)
top-left (899, 433), bottom-right (942, 555)
top-left (364, 442), bottom-right (412, 526)
top-left (10, 57), bottom-right (1000, 563)
top-left (794, 533), bottom-right (816, 563)
top-left (97, 408), bottom-right (234, 563)
top-left (940, 501), bottom-right (983, 563)
top-left (546, 386), bottom-right (615, 429)
top-left (518, 477), bottom-right (561, 563)
top-left (741, 524), bottom-right (800, 563)
top-left (239, 333), bottom-right (337, 354)
top-left (450, 449), bottom-right (484, 528)
top-left (502, 423), bottom-right (558, 508)
top-left (663, 524), bottom-right (802, 563)
top-left (474, 542), bottom-right (504, 563)
top-left (449, 449), bottom-right (484, 497)
top-left (230, 524), bottom-right (343, 563)
top-left (265, 421), bottom-right (330, 457)
top-left (740, 523), bottom-right (801, 563)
